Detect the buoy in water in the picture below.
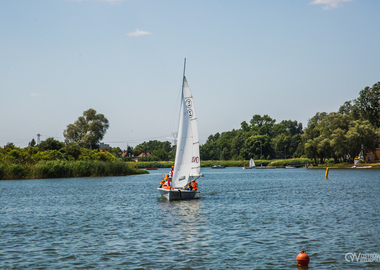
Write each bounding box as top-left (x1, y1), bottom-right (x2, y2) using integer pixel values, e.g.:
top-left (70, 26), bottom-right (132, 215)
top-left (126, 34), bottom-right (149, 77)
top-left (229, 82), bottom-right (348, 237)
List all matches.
top-left (325, 167), bottom-right (329, 179)
top-left (296, 250), bottom-right (310, 267)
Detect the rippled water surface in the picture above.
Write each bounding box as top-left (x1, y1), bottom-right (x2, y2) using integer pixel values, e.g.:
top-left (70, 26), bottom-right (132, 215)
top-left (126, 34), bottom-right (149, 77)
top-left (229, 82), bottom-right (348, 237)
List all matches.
top-left (1, 168), bottom-right (380, 269)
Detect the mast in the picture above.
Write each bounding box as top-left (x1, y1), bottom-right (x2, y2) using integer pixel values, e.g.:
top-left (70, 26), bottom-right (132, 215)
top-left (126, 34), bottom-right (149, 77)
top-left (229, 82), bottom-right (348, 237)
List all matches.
top-left (182, 58), bottom-right (186, 95)
top-left (183, 58), bottom-right (186, 79)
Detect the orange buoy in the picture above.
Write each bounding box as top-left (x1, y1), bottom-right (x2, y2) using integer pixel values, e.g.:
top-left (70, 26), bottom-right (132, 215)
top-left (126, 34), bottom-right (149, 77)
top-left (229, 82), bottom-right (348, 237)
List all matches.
top-left (296, 250), bottom-right (310, 267)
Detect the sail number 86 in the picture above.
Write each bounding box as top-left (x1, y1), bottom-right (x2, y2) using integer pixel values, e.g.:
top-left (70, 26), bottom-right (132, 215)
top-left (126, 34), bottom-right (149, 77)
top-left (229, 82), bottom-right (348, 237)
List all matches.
top-left (192, 156), bottom-right (199, 163)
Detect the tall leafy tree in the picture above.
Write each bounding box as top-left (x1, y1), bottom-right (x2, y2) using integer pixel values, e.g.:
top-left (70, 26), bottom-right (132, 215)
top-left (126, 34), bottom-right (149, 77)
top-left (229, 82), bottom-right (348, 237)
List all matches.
top-left (354, 82), bottom-right (380, 128)
top-left (63, 108), bottom-right (109, 149)
top-left (346, 120), bottom-right (379, 159)
top-left (340, 82), bottom-right (380, 128)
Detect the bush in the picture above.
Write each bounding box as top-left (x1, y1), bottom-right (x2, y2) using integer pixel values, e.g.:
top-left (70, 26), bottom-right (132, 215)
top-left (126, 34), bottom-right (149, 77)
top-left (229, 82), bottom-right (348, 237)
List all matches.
top-left (7, 164), bottom-right (28, 179)
top-left (0, 163), bottom-right (5, 180)
top-left (268, 158), bottom-right (312, 167)
top-left (33, 161), bottom-right (72, 179)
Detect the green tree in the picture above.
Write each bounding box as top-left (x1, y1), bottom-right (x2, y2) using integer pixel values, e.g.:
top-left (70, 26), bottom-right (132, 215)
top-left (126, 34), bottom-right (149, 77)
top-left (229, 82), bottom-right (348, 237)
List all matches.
top-left (354, 82), bottom-right (380, 128)
top-left (240, 135), bottom-right (271, 160)
top-left (63, 108), bottom-right (109, 149)
top-left (28, 138), bottom-right (36, 147)
top-left (38, 138), bottom-right (65, 151)
top-left (272, 133), bottom-right (290, 159)
top-left (65, 144), bottom-right (82, 160)
top-left (250, 114), bottom-right (276, 136)
top-left (241, 121), bottom-right (250, 132)
top-left (346, 120), bottom-right (379, 159)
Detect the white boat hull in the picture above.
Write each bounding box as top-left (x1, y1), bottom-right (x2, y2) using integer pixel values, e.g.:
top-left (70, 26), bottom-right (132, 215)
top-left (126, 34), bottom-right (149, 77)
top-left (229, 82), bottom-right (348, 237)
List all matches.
top-left (242, 167), bottom-right (255, 169)
top-left (157, 188), bottom-right (199, 200)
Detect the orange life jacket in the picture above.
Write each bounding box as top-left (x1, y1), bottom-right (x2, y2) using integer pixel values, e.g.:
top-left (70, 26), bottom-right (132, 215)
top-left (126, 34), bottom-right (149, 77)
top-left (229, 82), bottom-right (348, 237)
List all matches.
top-left (192, 181), bottom-right (198, 191)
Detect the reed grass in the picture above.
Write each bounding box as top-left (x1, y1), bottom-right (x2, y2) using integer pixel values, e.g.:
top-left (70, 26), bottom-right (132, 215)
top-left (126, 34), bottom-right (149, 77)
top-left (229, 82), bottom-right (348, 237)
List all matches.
top-left (268, 158), bottom-right (313, 167)
top-left (0, 160), bottom-right (148, 180)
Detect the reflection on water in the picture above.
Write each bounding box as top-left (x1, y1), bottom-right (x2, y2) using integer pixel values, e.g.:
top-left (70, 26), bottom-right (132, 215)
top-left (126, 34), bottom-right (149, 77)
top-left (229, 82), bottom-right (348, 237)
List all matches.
top-left (1, 168), bottom-right (380, 269)
top-left (157, 198), bottom-right (216, 267)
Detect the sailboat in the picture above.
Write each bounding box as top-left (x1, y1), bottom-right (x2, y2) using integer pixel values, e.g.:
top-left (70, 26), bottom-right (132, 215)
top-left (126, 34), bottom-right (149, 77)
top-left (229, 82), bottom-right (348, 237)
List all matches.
top-left (211, 146), bottom-right (225, 169)
top-left (243, 158), bottom-right (256, 169)
top-left (157, 59), bottom-right (202, 200)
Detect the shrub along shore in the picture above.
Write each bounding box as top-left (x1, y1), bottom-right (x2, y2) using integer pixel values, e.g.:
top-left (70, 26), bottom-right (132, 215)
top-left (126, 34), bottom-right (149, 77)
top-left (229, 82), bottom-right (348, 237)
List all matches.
top-left (138, 158), bottom-right (312, 169)
top-left (2, 158), bottom-right (378, 180)
top-left (137, 158), bottom-right (380, 169)
top-left (0, 160), bottom-right (148, 180)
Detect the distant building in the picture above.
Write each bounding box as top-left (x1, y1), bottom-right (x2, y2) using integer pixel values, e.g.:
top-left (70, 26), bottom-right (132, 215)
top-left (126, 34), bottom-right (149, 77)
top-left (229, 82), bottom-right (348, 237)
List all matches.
top-left (365, 148), bottom-right (380, 162)
top-left (131, 152), bottom-right (151, 162)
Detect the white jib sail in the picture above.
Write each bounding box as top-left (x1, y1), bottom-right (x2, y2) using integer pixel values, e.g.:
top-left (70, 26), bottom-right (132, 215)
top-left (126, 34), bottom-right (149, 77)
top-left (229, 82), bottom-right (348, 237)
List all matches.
top-left (249, 158), bottom-right (255, 167)
top-left (172, 76), bottom-right (201, 188)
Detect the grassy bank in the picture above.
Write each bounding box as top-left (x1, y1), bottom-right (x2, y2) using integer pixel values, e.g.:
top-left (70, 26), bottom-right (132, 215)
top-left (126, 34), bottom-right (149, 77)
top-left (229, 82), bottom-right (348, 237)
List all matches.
top-left (309, 162), bottom-right (380, 169)
top-left (137, 159), bottom-right (309, 168)
top-left (0, 160), bottom-right (148, 180)
top-left (136, 161), bottom-right (174, 168)
top-left (267, 158), bottom-right (313, 167)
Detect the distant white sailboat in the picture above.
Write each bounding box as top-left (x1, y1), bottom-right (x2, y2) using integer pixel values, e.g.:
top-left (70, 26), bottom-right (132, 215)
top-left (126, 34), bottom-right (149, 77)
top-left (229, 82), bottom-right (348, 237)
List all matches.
top-left (243, 158), bottom-right (256, 169)
top-left (157, 59), bottom-right (202, 200)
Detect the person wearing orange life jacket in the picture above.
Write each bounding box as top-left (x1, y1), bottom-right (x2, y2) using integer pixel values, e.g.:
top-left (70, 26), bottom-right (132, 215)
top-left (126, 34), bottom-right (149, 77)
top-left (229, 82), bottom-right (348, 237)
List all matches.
top-left (165, 174), bottom-right (171, 187)
top-left (159, 176), bottom-right (166, 188)
top-left (191, 179), bottom-right (198, 191)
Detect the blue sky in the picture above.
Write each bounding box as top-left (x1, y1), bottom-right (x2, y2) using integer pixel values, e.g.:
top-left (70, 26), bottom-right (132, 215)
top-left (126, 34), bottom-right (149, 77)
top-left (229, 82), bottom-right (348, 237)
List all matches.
top-left (1, 0), bottom-right (379, 149)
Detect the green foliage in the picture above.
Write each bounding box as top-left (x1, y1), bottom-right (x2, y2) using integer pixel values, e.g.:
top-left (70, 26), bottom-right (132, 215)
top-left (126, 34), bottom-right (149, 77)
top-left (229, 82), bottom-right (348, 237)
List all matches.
top-left (0, 139), bottom-right (147, 179)
top-left (201, 115), bottom-right (303, 161)
top-left (136, 161), bottom-right (174, 168)
top-left (132, 140), bottom-right (175, 161)
top-left (0, 163), bottom-right (5, 179)
top-left (63, 108), bottom-right (109, 149)
top-left (6, 164), bottom-right (28, 179)
top-left (303, 111), bottom-right (379, 163)
top-left (340, 82), bottom-right (380, 128)
top-left (268, 158), bottom-right (312, 167)
top-left (38, 137), bottom-right (65, 151)
top-left (1, 160), bottom-right (147, 180)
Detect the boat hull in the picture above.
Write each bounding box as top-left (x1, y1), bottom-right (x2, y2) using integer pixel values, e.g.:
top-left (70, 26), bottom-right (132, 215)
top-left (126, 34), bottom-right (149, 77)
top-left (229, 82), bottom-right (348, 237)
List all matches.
top-left (211, 165), bottom-right (225, 169)
top-left (157, 188), bottom-right (198, 200)
top-left (242, 167), bottom-right (255, 169)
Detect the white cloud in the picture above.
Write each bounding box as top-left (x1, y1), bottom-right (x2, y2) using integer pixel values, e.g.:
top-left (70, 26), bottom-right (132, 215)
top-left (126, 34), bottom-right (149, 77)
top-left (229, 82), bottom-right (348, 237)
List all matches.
top-left (127, 29), bottom-right (152, 37)
top-left (310, 0), bottom-right (353, 9)
top-left (30, 93), bottom-right (39, 96)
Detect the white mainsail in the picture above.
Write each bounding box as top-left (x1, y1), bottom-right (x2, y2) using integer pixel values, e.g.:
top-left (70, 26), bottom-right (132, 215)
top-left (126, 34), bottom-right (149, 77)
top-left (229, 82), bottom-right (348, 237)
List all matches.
top-left (171, 76), bottom-right (201, 188)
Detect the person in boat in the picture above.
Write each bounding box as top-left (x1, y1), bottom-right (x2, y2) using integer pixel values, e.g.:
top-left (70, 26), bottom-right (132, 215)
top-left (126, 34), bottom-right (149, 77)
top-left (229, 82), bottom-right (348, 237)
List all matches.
top-left (191, 179), bottom-right (198, 191)
top-left (169, 166), bottom-right (174, 179)
top-left (164, 174), bottom-right (170, 188)
top-left (183, 181), bottom-right (192, 191)
top-left (159, 176), bottom-right (166, 188)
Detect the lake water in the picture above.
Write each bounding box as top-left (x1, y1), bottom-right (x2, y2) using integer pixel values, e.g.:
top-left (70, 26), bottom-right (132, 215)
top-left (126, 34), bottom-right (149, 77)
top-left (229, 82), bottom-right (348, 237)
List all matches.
top-left (1, 168), bottom-right (379, 269)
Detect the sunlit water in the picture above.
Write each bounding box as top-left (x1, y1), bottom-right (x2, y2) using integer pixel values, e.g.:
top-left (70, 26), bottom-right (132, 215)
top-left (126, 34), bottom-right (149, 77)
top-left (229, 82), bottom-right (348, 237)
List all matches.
top-left (1, 168), bottom-right (379, 269)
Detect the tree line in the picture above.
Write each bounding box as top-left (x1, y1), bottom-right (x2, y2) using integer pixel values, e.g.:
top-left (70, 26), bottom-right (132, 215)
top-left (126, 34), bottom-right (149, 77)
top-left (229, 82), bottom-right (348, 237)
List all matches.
top-left (201, 82), bottom-right (380, 163)
top-left (1, 82), bottom-right (379, 167)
